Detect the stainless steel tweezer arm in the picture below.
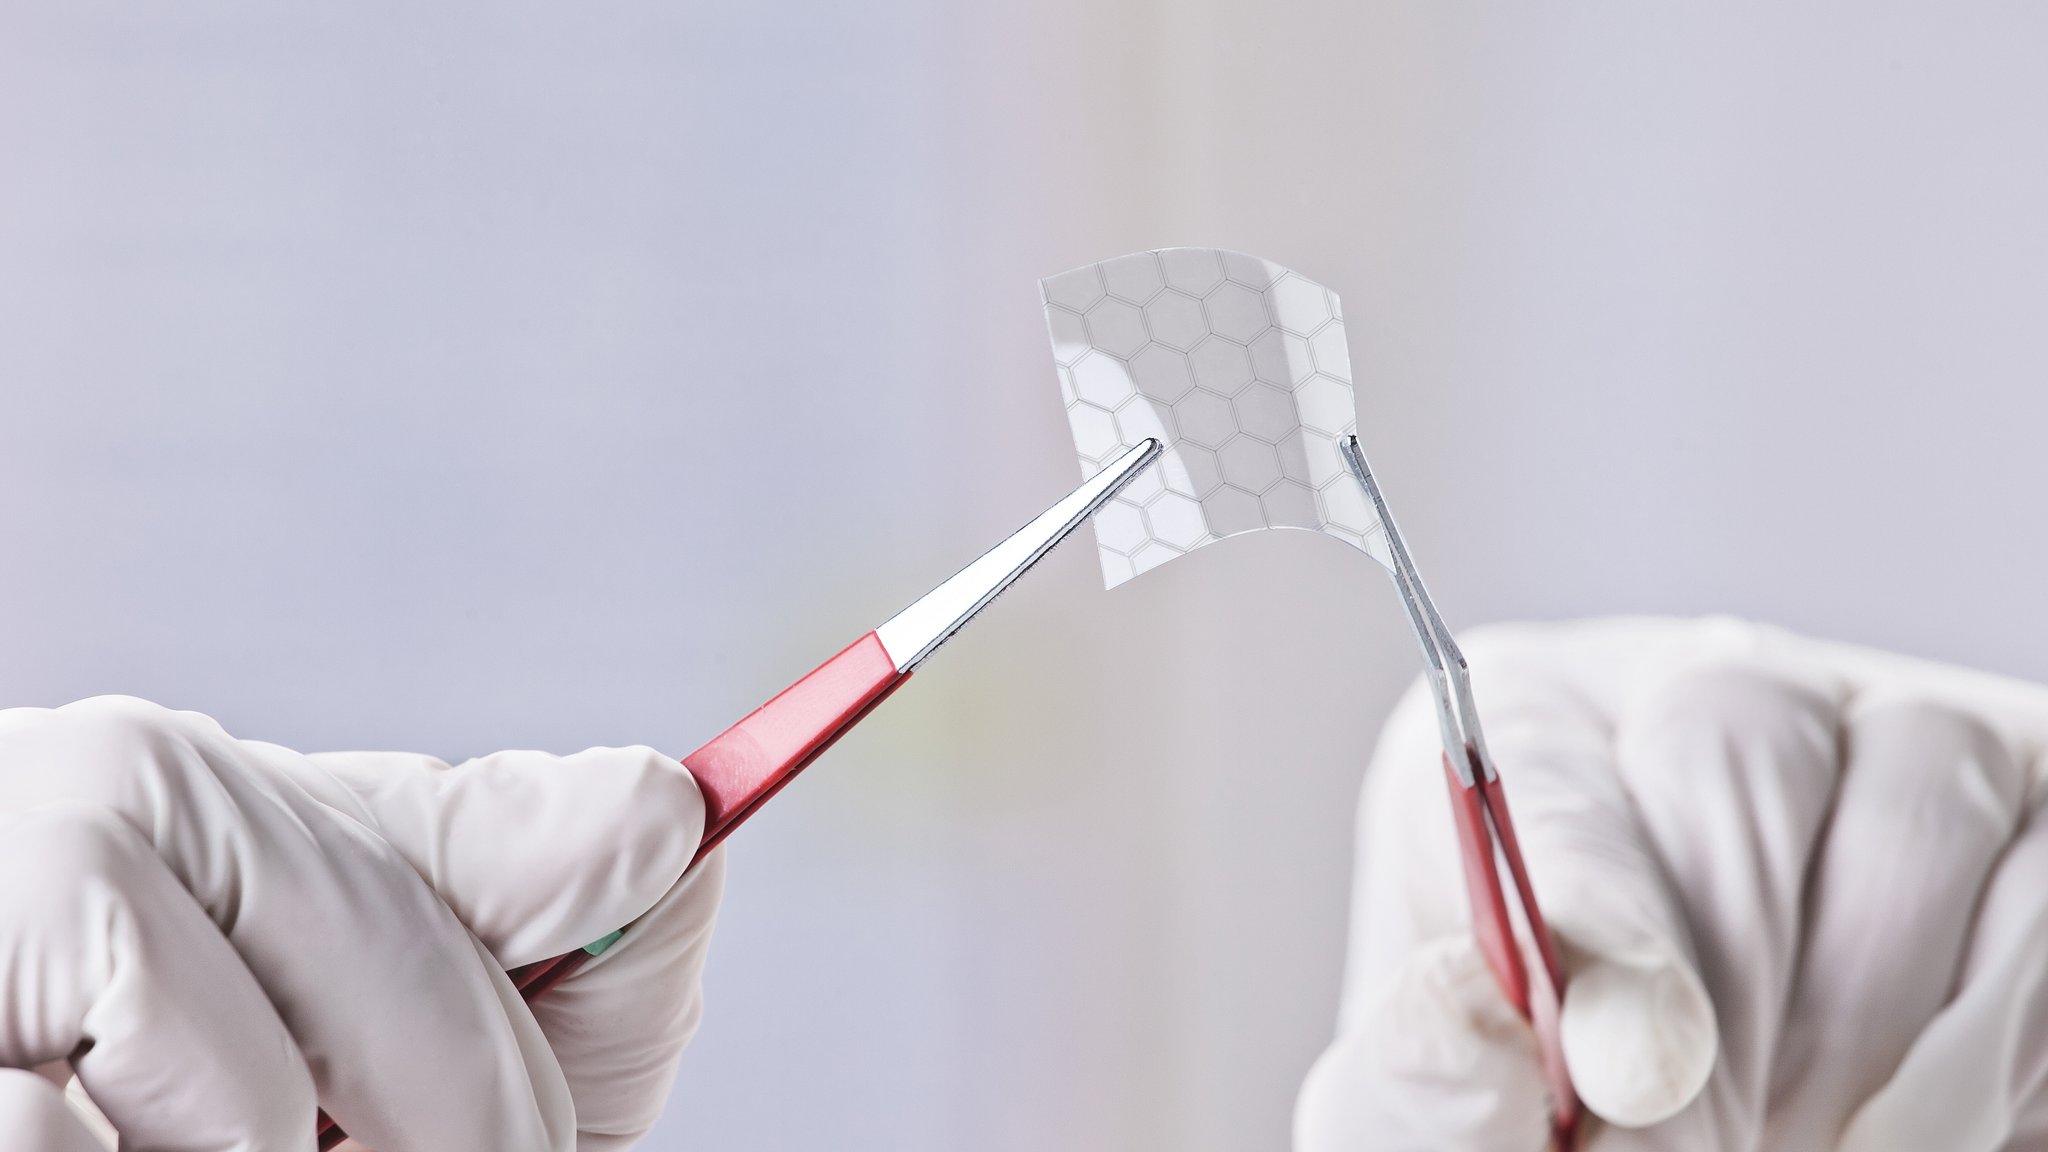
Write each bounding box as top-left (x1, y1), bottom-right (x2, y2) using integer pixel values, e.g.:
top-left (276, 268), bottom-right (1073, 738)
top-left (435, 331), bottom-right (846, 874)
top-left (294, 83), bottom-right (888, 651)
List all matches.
top-left (876, 438), bottom-right (1162, 672)
top-left (1338, 434), bottom-right (1496, 786)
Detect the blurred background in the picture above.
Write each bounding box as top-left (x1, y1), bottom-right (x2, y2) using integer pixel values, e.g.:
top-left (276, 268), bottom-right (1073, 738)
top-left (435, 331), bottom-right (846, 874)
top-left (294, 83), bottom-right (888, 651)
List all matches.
top-left (2, 2), bottom-right (2044, 1148)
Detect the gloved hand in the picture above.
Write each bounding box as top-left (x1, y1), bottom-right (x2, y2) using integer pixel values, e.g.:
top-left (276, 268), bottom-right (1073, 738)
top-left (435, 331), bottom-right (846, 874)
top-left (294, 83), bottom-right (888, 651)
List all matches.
top-left (1296, 618), bottom-right (2048, 1152)
top-left (0, 695), bottom-right (723, 1152)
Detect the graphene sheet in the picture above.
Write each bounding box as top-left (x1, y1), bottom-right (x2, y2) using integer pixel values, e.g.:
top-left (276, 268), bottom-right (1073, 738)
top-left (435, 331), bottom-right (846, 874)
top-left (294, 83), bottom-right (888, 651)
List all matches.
top-left (1043, 247), bottom-right (1391, 588)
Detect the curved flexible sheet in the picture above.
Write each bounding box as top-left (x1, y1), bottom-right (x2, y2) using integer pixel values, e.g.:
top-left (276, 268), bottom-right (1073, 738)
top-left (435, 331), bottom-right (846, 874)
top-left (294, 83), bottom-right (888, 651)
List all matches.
top-left (1042, 247), bottom-right (1391, 588)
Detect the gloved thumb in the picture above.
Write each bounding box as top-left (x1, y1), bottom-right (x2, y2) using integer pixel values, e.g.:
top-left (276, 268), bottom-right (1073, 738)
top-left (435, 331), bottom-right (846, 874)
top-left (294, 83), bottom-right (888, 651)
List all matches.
top-left (282, 744), bottom-right (706, 968)
top-left (1296, 936), bottom-right (1552, 1152)
top-left (1476, 683), bottom-right (1719, 1130)
top-left (1549, 876), bottom-right (1717, 1128)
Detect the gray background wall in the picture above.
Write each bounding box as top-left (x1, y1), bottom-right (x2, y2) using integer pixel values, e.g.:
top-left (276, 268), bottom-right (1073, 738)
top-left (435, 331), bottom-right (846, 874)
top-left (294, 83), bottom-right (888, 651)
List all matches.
top-left (2, 2), bottom-right (2042, 1148)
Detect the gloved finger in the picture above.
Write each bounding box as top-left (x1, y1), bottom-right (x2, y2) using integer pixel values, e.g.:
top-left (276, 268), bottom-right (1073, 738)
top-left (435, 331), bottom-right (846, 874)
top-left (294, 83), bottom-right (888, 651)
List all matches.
top-left (0, 805), bottom-right (312, 1152)
top-left (1296, 936), bottom-right (1552, 1152)
top-left (0, 1070), bottom-right (109, 1152)
top-left (532, 846), bottom-right (726, 1150)
top-left (297, 744), bottom-right (716, 1149)
top-left (1834, 785), bottom-right (2048, 1152)
top-left (1456, 655), bottom-right (1717, 1130)
top-left (1603, 665), bottom-right (1842, 1150)
top-left (1762, 701), bottom-right (2028, 1149)
top-left (297, 745), bottom-right (705, 968)
top-left (0, 698), bottom-right (574, 1152)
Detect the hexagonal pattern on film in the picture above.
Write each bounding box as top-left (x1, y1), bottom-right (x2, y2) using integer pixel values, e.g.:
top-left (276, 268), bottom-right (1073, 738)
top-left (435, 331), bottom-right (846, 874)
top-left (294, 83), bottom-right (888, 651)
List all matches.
top-left (1044, 247), bottom-right (1391, 588)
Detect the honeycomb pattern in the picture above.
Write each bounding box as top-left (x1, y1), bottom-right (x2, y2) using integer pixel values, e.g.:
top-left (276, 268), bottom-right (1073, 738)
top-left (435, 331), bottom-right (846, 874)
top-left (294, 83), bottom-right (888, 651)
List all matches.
top-left (1044, 248), bottom-right (1391, 588)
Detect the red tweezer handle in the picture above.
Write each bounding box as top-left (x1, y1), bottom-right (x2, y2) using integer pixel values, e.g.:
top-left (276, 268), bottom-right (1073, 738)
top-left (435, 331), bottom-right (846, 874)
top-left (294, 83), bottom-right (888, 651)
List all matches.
top-left (1444, 753), bottom-right (1531, 1014)
top-left (315, 632), bottom-right (908, 1150)
top-left (1443, 751), bottom-right (1580, 1149)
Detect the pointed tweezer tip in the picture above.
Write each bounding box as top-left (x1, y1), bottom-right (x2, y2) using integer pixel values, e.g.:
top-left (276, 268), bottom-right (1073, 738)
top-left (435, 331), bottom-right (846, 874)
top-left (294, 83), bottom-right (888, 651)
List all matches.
top-left (872, 436), bottom-right (1163, 672)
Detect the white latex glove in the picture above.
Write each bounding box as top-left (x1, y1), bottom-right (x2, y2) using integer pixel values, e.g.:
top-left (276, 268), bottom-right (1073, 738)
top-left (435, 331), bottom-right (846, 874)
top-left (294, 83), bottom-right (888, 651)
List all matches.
top-left (1296, 618), bottom-right (2048, 1152)
top-left (0, 695), bottom-right (724, 1152)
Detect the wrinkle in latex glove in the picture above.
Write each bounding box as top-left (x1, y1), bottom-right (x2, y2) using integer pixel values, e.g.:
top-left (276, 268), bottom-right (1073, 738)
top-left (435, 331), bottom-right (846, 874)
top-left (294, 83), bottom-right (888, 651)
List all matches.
top-left (1043, 248), bottom-right (1391, 587)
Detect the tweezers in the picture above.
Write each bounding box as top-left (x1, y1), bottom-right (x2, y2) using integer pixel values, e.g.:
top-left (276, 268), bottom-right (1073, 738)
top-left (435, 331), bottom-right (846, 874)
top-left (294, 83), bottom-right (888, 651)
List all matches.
top-left (1339, 434), bottom-right (1582, 1148)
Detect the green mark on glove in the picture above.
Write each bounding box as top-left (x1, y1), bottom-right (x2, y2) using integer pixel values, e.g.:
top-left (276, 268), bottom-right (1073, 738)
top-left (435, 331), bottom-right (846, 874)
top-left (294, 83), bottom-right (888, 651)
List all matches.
top-left (584, 929), bottom-right (625, 956)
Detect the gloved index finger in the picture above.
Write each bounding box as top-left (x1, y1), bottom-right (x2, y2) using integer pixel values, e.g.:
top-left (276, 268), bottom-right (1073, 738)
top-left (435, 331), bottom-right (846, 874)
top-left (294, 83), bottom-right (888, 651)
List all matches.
top-left (1602, 662), bottom-right (1842, 1150)
top-left (297, 745), bottom-right (706, 970)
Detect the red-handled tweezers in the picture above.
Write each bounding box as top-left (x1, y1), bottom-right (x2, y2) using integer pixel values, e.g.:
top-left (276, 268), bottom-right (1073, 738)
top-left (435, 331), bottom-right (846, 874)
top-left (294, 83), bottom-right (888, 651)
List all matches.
top-left (314, 438), bottom-right (1161, 1150)
top-left (1338, 435), bottom-right (1582, 1150)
